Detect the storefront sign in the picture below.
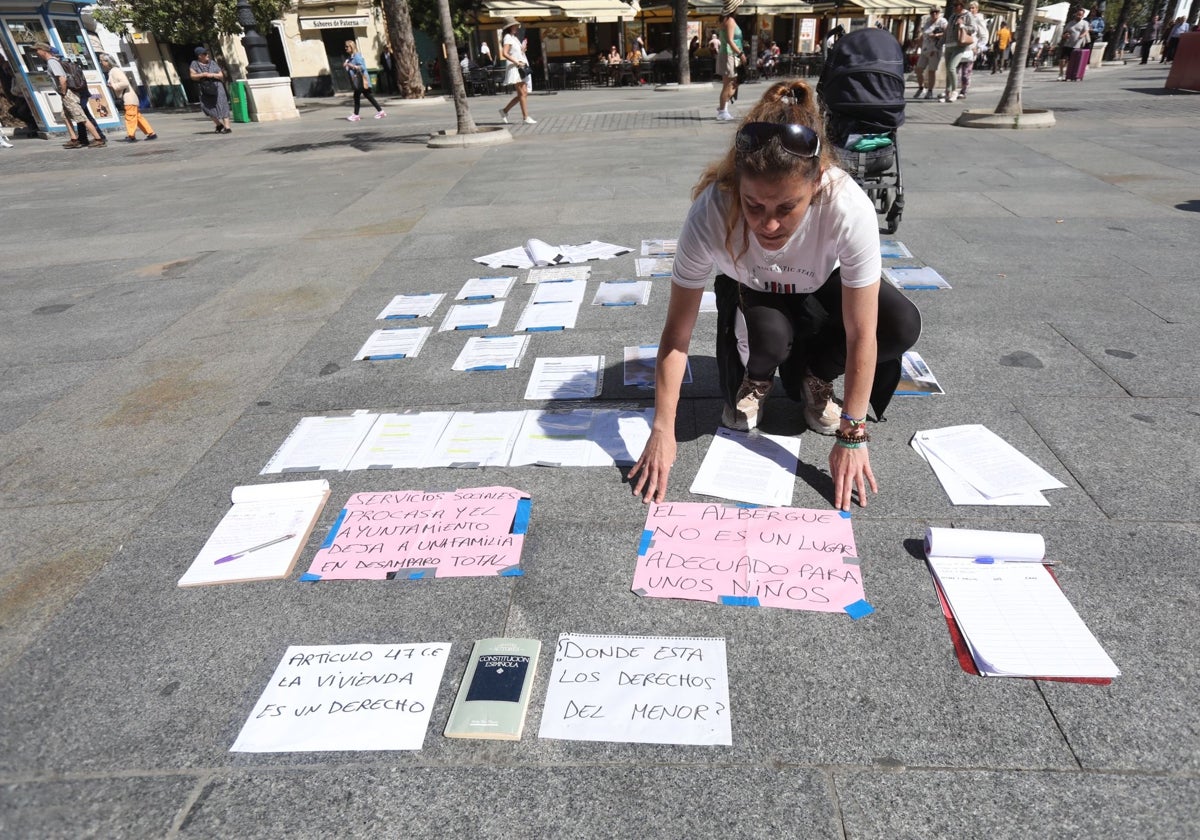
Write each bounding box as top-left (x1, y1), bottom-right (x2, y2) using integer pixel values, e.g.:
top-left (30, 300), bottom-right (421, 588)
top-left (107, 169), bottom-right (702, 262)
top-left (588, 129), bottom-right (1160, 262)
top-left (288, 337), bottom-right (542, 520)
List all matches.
top-left (299, 16), bottom-right (369, 30)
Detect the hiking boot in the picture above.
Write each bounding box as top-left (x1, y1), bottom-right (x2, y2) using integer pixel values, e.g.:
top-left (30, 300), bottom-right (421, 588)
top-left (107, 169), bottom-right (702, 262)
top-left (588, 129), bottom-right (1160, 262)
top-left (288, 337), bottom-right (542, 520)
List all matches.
top-left (63, 140), bottom-right (82, 149)
top-left (723, 376), bottom-right (773, 431)
top-left (801, 373), bottom-right (841, 435)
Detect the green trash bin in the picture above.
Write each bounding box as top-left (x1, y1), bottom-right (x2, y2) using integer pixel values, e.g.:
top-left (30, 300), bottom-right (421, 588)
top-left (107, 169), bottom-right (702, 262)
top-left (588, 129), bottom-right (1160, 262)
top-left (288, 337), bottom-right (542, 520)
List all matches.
top-left (230, 80), bottom-right (250, 123)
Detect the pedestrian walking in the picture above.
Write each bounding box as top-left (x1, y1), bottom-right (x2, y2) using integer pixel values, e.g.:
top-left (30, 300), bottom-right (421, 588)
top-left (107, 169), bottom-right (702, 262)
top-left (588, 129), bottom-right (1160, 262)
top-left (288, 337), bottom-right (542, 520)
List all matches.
top-left (498, 17), bottom-right (536, 124)
top-left (715, 0), bottom-right (747, 121)
top-left (343, 40), bottom-right (384, 121)
top-left (939, 0), bottom-right (981, 102)
top-left (1161, 17), bottom-right (1190, 63)
top-left (628, 79), bottom-right (921, 511)
top-left (1057, 7), bottom-right (1091, 80)
top-left (1138, 16), bottom-right (1159, 64)
top-left (98, 54), bottom-right (156, 142)
top-left (914, 6), bottom-right (946, 98)
top-left (34, 42), bottom-right (104, 148)
top-left (190, 47), bottom-right (232, 133)
top-left (992, 20), bottom-right (1012, 72)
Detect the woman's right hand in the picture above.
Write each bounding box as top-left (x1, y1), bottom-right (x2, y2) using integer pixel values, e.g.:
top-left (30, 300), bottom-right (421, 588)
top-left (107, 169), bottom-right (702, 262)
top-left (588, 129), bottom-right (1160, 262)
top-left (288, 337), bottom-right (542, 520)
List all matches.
top-left (629, 429), bottom-right (676, 504)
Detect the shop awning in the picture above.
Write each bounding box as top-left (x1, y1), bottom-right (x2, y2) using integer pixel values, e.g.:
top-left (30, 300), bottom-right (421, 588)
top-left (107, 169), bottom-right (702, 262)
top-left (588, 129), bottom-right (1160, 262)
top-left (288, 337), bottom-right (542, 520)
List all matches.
top-left (810, 0), bottom-right (929, 14)
top-left (688, 0), bottom-right (815, 13)
top-left (479, 0), bottom-right (637, 22)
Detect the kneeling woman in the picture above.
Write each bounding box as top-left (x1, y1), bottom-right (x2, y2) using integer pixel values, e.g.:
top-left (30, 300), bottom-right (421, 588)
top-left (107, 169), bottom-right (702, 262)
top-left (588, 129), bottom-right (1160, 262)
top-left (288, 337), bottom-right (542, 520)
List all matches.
top-left (630, 80), bottom-right (921, 511)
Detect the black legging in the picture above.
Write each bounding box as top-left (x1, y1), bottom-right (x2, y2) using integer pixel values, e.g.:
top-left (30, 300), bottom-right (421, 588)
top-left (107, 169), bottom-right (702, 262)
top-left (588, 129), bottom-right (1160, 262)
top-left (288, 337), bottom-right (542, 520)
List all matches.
top-left (353, 82), bottom-right (381, 115)
top-left (740, 271), bottom-right (921, 383)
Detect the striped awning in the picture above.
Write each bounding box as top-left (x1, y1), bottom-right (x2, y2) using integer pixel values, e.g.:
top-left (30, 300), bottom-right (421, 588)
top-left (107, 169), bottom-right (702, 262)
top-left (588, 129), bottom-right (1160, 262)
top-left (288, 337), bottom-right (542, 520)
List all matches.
top-left (479, 0), bottom-right (636, 22)
top-left (810, 0), bottom-right (929, 14)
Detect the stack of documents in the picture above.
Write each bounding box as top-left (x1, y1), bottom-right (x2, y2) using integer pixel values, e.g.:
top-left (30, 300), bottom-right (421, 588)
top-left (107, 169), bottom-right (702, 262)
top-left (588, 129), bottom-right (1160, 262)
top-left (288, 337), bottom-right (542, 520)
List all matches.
top-left (925, 527), bottom-right (1120, 679)
top-left (912, 424), bottom-right (1065, 505)
top-left (883, 266), bottom-right (951, 290)
top-left (475, 239), bottom-right (630, 269)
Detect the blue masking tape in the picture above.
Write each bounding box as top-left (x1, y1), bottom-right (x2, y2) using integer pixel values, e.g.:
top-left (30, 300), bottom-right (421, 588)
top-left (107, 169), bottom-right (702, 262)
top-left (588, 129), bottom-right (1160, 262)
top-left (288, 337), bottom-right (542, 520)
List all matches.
top-left (839, 510), bottom-right (852, 519)
top-left (526, 326), bottom-right (564, 332)
top-left (466, 365), bottom-right (507, 371)
top-left (455, 324), bottom-right (488, 331)
top-left (500, 567), bottom-right (524, 577)
top-left (299, 573), bottom-right (322, 582)
top-left (365, 353), bottom-right (406, 360)
top-left (974, 556), bottom-right (995, 564)
top-left (408, 570), bottom-right (427, 580)
top-left (482, 334), bottom-right (515, 339)
top-left (320, 509), bottom-right (349, 549)
top-left (903, 285), bottom-right (943, 291)
top-left (511, 498), bottom-right (532, 535)
top-left (465, 294), bottom-right (493, 300)
top-left (844, 599), bottom-right (875, 620)
top-left (637, 529), bottom-right (654, 555)
top-left (603, 302), bottom-right (637, 307)
top-left (735, 502), bottom-right (759, 509)
top-left (384, 314), bottom-right (416, 319)
top-left (719, 595), bottom-right (760, 607)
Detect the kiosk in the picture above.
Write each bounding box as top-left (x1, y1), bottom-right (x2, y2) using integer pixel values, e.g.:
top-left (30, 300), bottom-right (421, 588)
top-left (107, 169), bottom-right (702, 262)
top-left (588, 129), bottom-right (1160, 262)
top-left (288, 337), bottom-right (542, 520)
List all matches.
top-left (1, 0), bottom-right (120, 137)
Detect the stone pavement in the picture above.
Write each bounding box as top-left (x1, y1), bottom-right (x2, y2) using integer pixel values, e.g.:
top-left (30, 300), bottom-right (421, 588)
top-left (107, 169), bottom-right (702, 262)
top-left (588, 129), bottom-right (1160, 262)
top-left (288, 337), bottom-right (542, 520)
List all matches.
top-left (0, 60), bottom-right (1197, 838)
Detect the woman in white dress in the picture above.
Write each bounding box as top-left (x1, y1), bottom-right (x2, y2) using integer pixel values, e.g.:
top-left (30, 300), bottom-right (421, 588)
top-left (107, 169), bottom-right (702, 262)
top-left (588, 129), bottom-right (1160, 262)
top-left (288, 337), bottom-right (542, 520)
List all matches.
top-left (498, 17), bottom-right (536, 125)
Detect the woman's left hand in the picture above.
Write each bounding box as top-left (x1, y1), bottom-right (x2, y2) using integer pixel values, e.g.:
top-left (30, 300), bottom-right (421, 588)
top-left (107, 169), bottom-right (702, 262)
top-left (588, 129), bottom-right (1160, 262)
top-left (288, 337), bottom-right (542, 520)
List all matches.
top-left (829, 443), bottom-right (878, 511)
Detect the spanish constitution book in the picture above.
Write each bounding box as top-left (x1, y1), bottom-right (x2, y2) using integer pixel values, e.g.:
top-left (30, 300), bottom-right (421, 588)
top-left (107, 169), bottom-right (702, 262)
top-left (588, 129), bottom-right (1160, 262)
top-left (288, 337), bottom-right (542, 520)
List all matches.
top-left (444, 638), bottom-right (541, 740)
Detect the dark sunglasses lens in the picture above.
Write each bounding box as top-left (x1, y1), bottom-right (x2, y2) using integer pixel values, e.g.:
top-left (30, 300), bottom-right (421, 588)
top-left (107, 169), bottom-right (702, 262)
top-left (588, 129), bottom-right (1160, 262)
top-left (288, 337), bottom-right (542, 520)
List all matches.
top-left (736, 123), bottom-right (818, 157)
top-left (780, 125), bottom-right (819, 156)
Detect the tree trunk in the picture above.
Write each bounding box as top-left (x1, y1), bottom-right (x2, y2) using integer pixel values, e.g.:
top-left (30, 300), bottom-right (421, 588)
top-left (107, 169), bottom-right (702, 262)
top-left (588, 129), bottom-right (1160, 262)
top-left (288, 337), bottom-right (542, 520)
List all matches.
top-left (674, 0), bottom-right (690, 84)
top-left (1105, 0), bottom-right (1135, 60)
top-left (437, 0), bottom-right (476, 133)
top-left (994, 0), bottom-right (1038, 114)
top-left (381, 0), bottom-right (425, 99)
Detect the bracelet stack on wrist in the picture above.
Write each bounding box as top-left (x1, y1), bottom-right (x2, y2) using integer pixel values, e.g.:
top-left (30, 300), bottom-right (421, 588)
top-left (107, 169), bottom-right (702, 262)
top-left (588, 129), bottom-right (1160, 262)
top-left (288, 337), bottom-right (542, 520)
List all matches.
top-left (835, 413), bottom-right (869, 449)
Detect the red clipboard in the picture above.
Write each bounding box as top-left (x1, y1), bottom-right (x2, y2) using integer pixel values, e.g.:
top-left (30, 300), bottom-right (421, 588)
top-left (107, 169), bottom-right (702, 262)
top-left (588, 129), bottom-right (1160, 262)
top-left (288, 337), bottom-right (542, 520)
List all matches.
top-left (931, 565), bottom-right (1112, 685)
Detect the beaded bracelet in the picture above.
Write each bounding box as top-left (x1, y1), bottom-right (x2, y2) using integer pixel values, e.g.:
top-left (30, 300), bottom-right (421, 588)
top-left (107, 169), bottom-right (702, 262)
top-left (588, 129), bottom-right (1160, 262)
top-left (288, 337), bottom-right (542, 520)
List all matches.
top-left (835, 428), bottom-right (870, 444)
top-left (840, 412), bottom-right (867, 425)
top-left (835, 438), bottom-right (867, 449)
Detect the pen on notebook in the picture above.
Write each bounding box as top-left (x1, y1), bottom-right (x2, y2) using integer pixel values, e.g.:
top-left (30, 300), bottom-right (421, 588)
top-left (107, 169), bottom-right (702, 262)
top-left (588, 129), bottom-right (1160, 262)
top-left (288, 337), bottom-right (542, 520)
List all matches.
top-left (214, 534), bottom-right (296, 565)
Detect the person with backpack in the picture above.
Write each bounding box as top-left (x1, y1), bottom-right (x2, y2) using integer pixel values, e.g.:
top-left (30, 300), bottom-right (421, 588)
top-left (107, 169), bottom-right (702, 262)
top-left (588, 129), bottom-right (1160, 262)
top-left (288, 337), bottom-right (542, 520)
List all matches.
top-left (34, 42), bottom-right (105, 148)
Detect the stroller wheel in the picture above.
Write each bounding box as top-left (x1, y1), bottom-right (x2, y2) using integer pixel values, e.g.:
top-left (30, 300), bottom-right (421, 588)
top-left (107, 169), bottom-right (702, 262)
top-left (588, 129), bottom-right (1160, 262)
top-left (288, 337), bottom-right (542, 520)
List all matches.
top-left (885, 213), bottom-right (901, 234)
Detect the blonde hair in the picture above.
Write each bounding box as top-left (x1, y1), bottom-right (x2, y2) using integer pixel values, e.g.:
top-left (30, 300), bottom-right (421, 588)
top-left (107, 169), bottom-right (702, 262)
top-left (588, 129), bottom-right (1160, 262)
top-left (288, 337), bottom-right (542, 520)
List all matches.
top-left (344, 40), bottom-right (358, 53)
top-left (693, 80), bottom-right (837, 265)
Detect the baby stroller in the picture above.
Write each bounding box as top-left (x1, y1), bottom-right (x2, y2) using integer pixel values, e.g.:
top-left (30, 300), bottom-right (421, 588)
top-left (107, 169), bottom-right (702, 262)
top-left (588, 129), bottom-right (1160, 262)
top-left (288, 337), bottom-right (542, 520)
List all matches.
top-left (817, 28), bottom-right (907, 233)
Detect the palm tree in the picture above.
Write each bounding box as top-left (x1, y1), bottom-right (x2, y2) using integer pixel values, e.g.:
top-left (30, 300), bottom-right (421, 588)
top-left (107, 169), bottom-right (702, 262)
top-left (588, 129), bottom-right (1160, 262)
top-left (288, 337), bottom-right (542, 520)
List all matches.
top-left (381, 0), bottom-right (426, 99)
top-left (437, 0), bottom-right (477, 133)
top-left (994, 0), bottom-right (1038, 114)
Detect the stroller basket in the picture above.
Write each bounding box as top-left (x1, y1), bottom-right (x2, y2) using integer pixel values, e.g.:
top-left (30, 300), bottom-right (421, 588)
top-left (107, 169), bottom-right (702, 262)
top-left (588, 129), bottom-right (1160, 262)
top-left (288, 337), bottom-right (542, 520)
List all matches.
top-left (836, 143), bottom-right (896, 178)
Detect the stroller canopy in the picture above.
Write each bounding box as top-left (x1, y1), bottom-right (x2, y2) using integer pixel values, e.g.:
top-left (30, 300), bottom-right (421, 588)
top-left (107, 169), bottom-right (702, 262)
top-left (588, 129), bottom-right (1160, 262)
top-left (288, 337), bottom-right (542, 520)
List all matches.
top-left (817, 28), bottom-right (907, 136)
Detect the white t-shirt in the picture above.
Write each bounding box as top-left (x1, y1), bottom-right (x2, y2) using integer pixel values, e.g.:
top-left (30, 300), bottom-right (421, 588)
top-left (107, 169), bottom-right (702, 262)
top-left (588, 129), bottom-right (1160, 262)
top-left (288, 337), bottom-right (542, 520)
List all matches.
top-left (503, 33), bottom-right (526, 66)
top-left (672, 167), bottom-right (881, 295)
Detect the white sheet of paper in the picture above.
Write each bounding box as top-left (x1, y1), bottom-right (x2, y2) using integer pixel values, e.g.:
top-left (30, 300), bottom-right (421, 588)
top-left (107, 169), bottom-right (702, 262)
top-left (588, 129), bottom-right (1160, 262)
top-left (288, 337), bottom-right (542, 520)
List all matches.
top-left (911, 436), bottom-right (1049, 506)
top-left (474, 245), bottom-right (531, 269)
top-left (529, 278), bottom-right (588, 305)
top-left (178, 481), bottom-right (330, 587)
top-left (526, 238), bottom-right (566, 265)
top-left (345, 411), bottom-right (454, 470)
top-left (592, 408), bottom-right (652, 466)
top-left (354, 326), bottom-right (431, 361)
top-left (526, 265), bottom-right (591, 284)
top-left (913, 425), bottom-right (1065, 499)
top-left (879, 239), bottom-right (913, 259)
top-left (427, 410), bottom-right (524, 468)
top-left (514, 299), bottom-right (583, 332)
top-left (560, 240), bottom-right (631, 262)
top-left (635, 257), bottom-right (674, 277)
top-left (538, 633), bottom-right (731, 746)
top-left (699, 291), bottom-right (718, 313)
top-left (439, 300), bottom-right (505, 332)
top-left (641, 238), bottom-right (677, 256)
top-left (508, 409), bottom-right (601, 467)
top-left (593, 280), bottom-right (651, 307)
top-left (261, 414), bottom-right (378, 474)
top-left (230, 643), bottom-right (451, 752)
top-left (928, 559), bottom-right (1119, 678)
top-left (455, 276), bottom-right (517, 300)
top-left (623, 345), bottom-right (691, 387)
top-left (883, 266), bottom-right (951, 290)
top-left (689, 427), bottom-right (799, 507)
top-left (524, 355), bottom-right (604, 400)
top-left (376, 293), bottom-right (444, 320)
top-left (451, 334), bottom-right (531, 371)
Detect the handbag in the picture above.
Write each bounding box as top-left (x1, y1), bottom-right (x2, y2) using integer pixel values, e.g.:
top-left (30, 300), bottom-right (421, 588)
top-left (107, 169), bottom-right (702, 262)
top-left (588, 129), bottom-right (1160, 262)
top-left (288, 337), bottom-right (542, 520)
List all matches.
top-left (198, 78), bottom-right (218, 97)
top-left (517, 63), bottom-right (531, 79)
top-left (958, 26), bottom-right (975, 46)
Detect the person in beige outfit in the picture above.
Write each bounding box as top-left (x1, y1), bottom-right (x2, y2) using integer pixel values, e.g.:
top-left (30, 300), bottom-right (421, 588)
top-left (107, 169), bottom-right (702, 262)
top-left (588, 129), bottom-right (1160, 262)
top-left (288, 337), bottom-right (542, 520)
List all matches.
top-left (98, 54), bottom-right (156, 142)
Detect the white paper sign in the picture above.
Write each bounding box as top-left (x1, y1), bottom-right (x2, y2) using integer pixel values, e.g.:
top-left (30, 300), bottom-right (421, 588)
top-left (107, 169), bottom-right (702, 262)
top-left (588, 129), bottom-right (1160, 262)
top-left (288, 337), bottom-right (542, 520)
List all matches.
top-left (231, 643), bottom-right (451, 752)
top-left (539, 633), bottom-right (731, 746)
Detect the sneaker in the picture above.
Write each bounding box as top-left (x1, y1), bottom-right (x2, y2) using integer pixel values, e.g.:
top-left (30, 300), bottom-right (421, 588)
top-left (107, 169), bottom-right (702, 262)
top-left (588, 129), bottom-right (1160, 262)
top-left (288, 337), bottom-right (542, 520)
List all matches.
top-left (91, 139), bottom-right (106, 148)
top-left (924, 90), bottom-right (934, 99)
top-left (0, 137), bottom-right (12, 148)
top-left (801, 373), bottom-right (841, 435)
top-left (913, 88), bottom-right (924, 99)
top-left (498, 108), bottom-right (509, 124)
top-left (124, 136), bottom-right (138, 143)
top-left (725, 377), bottom-right (773, 431)
top-left (716, 109), bottom-right (734, 121)
top-left (523, 116), bottom-right (537, 125)
top-left (958, 93), bottom-right (967, 100)
top-left (346, 114), bottom-right (361, 122)
top-left (145, 133), bottom-right (158, 140)
top-left (936, 93), bottom-right (946, 102)
top-left (374, 110), bottom-right (387, 119)
top-left (947, 91), bottom-right (959, 102)
top-left (63, 140), bottom-right (82, 149)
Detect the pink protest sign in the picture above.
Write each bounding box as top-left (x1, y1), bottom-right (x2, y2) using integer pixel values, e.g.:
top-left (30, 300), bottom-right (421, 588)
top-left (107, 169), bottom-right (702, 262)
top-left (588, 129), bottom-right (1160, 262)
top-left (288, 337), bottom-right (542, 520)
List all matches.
top-left (631, 502), bottom-right (864, 614)
top-left (305, 486), bottom-right (529, 581)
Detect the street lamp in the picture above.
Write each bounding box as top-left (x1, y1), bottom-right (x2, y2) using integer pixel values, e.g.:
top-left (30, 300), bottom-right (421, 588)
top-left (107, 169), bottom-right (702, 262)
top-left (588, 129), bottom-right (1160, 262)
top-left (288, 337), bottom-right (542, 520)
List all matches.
top-left (237, 0), bottom-right (279, 78)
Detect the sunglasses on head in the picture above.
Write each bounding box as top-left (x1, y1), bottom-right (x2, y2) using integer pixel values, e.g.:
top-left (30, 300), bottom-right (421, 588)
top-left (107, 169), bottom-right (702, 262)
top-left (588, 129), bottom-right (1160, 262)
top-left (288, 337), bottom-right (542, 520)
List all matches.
top-left (735, 122), bottom-right (821, 158)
